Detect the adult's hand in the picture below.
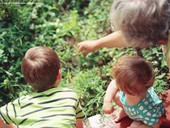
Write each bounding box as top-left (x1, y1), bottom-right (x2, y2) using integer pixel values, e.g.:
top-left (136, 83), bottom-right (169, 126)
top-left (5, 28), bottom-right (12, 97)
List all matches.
top-left (77, 40), bottom-right (98, 56)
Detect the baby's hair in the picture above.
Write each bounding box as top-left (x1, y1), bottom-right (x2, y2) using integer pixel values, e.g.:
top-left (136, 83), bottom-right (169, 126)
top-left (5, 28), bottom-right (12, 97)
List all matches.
top-left (112, 56), bottom-right (154, 96)
top-left (110, 0), bottom-right (170, 48)
top-left (21, 46), bottom-right (60, 92)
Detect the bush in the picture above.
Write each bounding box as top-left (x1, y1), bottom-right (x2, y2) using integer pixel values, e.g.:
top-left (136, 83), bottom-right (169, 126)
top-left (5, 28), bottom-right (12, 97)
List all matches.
top-left (0, 0), bottom-right (169, 117)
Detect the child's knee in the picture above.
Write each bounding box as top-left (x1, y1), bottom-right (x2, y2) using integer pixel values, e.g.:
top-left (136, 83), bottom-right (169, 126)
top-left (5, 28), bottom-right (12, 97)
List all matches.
top-left (113, 91), bottom-right (122, 107)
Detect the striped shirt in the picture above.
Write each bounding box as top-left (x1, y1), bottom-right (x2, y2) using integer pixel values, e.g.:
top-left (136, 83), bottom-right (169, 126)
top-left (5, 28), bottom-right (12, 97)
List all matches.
top-left (0, 87), bottom-right (85, 128)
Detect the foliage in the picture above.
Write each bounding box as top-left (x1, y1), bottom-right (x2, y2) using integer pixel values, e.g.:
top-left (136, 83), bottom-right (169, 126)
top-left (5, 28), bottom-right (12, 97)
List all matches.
top-left (141, 47), bottom-right (169, 93)
top-left (63, 68), bottom-right (106, 117)
top-left (0, 0), bottom-right (169, 117)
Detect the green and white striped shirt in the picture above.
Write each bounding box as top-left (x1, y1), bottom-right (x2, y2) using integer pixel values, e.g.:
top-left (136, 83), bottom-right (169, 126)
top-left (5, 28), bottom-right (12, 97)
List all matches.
top-left (0, 87), bottom-right (85, 128)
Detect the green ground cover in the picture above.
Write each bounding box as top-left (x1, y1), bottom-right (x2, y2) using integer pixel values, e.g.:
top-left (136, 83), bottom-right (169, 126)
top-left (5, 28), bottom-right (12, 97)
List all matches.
top-left (0, 0), bottom-right (169, 117)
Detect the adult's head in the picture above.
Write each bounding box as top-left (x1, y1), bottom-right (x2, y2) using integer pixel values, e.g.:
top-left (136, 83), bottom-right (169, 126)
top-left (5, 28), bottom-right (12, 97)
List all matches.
top-left (110, 0), bottom-right (170, 48)
top-left (21, 46), bottom-right (60, 92)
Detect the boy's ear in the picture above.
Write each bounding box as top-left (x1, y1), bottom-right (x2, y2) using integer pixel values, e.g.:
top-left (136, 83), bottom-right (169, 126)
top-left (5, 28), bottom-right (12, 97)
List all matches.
top-left (56, 69), bottom-right (62, 81)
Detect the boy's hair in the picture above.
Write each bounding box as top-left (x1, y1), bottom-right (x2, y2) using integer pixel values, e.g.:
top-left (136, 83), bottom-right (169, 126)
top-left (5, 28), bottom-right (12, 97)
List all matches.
top-left (21, 46), bottom-right (60, 92)
top-left (110, 0), bottom-right (170, 48)
top-left (112, 56), bottom-right (154, 96)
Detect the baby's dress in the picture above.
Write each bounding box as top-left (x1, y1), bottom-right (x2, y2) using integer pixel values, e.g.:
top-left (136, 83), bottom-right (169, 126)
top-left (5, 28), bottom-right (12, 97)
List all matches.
top-left (119, 87), bottom-right (164, 126)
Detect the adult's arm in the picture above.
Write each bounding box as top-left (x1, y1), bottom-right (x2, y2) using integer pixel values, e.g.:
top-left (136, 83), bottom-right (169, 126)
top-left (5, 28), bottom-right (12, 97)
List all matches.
top-left (78, 30), bottom-right (128, 56)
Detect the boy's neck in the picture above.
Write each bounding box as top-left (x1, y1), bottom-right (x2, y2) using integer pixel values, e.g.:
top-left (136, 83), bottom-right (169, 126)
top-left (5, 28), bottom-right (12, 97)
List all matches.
top-left (53, 80), bottom-right (61, 87)
top-left (42, 80), bottom-right (61, 92)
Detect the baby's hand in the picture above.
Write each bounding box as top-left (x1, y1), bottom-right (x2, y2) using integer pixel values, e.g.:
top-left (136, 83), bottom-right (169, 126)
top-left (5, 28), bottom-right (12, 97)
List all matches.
top-left (102, 102), bottom-right (114, 114)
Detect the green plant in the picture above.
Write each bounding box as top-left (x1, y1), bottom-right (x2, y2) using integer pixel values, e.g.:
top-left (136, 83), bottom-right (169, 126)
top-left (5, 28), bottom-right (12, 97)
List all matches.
top-left (0, 0), bottom-right (169, 118)
top-left (64, 67), bottom-right (109, 117)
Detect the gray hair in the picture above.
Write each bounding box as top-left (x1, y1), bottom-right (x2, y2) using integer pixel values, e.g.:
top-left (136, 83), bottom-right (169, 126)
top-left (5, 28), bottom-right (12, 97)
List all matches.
top-left (110, 0), bottom-right (170, 48)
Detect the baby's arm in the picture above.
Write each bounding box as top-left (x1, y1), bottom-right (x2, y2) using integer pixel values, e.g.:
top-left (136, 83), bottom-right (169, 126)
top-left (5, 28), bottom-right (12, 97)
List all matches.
top-left (78, 30), bottom-right (127, 56)
top-left (102, 80), bottom-right (119, 114)
top-left (0, 118), bottom-right (17, 128)
top-left (76, 119), bottom-right (83, 128)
